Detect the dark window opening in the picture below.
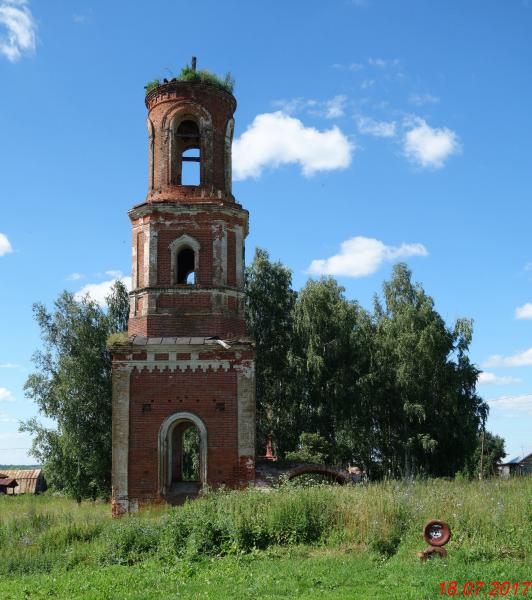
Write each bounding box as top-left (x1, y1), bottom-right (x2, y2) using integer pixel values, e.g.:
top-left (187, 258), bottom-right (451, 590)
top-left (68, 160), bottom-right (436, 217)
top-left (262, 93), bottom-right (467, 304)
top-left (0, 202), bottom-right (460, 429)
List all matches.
top-left (176, 120), bottom-right (200, 186)
top-left (177, 119), bottom-right (200, 142)
top-left (177, 247), bottom-right (195, 284)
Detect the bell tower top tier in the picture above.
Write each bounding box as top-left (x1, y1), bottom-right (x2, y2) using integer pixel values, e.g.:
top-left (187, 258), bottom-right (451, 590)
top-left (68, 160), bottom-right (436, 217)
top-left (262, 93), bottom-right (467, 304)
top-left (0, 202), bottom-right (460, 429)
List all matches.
top-left (128, 64), bottom-right (249, 340)
top-left (145, 76), bottom-right (236, 204)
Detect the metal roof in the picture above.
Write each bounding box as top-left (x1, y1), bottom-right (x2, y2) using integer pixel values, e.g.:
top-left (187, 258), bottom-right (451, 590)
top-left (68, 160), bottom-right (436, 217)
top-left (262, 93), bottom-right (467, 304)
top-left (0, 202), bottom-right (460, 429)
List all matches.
top-left (500, 453), bottom-right (532, 466)
top-left (0, 478), bottom-right (17, 487)
top-left (0, 469), bottom-right (43, 494)
top-left (127, 335), bottom-right (253, 347)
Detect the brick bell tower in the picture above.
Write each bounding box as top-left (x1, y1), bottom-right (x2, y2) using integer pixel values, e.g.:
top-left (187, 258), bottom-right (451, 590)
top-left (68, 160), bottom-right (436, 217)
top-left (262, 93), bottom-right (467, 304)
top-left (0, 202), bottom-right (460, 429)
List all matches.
top-left (111, 64), bottom-right (255, 515)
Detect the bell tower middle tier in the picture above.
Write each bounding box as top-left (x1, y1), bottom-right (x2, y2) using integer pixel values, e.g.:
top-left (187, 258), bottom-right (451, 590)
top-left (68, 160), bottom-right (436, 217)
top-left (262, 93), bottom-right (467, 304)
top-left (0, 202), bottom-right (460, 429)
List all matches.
top-left (128, 78), bottom-right (248, 339)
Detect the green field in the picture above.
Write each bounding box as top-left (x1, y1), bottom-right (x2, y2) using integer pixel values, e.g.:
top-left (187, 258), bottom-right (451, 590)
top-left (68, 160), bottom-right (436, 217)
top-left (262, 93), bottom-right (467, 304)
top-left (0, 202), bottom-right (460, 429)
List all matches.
top-left (0, 478), bottom-right (530, 599)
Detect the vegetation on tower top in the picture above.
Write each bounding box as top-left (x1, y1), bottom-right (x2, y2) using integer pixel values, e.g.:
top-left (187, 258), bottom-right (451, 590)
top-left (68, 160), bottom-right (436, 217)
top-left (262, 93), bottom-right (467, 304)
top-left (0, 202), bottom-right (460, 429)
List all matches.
top-left (144, 64), bottom-right (235, 95)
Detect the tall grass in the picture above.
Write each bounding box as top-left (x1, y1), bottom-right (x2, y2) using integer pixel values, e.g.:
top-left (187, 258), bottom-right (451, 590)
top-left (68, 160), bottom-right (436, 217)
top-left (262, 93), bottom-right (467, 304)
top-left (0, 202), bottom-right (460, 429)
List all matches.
top-left (0, 495), bottom-right (109, 574)
top-left (0, 478), bottom-right (529, 574)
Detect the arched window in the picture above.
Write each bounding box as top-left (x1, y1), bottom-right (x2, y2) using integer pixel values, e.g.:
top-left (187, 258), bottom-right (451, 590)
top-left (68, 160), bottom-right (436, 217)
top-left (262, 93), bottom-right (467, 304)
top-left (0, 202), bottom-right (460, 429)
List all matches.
top-left (177, 247), bottom-right (195, 284)
top-left (169, 234), bottom-right (200, 286)
top-left (176, 119), bottom-right (200, 185)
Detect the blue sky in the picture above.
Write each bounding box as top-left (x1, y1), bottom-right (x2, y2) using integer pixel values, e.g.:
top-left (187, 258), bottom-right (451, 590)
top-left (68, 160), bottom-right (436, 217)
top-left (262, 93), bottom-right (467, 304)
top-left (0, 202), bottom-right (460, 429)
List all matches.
top-left (0, 0), bottom-right (530, 464)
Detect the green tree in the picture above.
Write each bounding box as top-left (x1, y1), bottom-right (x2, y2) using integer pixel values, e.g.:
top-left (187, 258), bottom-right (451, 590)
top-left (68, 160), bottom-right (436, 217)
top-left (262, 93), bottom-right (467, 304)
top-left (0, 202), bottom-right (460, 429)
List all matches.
top-left (465, 430), bottom-right (506, 479)
top-left (285, 432), bottom-right (332, 464)
top-left (20, 281), bottom-right (129, 501)
top-left (290, 277), bottom-right (369, 464)
top-left (106, 279), bottom-right (130, 333)
top-left (246, 250), bottom-right (491, 480)
top-left (245, 248), bottom-right (297, 455)
top-left (370, 264), bottom-right (488, 479)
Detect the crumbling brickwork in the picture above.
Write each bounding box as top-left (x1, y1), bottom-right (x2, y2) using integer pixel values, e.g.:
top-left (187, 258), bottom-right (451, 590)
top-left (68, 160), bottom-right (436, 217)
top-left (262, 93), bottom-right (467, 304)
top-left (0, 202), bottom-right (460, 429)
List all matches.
top-left (111, 78), bottom-right (255, 515)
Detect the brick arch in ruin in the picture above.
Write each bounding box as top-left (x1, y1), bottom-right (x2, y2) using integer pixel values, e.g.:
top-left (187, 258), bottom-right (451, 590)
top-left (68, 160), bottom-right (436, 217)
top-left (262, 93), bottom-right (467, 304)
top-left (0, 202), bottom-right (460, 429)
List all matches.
top-left (285, 464), bottom-right (352, 485)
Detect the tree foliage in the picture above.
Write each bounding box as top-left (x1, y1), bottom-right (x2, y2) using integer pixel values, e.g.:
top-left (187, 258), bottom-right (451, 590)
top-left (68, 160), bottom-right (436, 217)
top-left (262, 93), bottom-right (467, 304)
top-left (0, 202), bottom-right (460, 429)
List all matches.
top-left (285, 433), bottom-right (332, 464)
top-left (21, 281), bottom-right (129, 500)
top-left (246, 248), bottom-right (297, 454)
top-left (366, 264), bottom-right (487, 478)
top-left (464, 431), bottom-right (506, 480)
top-left (246, 251), bottom-right (492, 479)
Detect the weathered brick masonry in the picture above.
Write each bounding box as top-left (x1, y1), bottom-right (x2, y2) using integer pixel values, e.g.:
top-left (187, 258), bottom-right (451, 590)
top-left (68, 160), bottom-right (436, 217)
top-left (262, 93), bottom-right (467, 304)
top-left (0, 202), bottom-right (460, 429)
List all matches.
top-left (111, 76), bottom-right (255, 515)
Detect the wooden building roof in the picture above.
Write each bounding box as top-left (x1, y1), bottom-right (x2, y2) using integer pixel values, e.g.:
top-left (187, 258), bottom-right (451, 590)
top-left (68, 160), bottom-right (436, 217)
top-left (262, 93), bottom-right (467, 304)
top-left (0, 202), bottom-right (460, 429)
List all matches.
top-left (0, 469), bottom-right (44, 494)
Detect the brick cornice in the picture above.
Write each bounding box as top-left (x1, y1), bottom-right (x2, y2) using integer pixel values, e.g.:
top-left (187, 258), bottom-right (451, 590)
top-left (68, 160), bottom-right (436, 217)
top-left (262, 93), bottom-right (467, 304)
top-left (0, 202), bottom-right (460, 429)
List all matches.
top-left (145, 80), bottom-right (236, 112)
top-left (129, 200), bottom-right (248, 222)
top-left (129, 285), bottom-right (246, 296)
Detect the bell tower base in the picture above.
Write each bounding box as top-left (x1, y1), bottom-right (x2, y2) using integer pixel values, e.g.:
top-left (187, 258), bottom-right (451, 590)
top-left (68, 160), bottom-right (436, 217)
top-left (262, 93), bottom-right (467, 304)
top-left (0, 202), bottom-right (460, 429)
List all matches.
top-left (111, 336), bottom-right (255, 514)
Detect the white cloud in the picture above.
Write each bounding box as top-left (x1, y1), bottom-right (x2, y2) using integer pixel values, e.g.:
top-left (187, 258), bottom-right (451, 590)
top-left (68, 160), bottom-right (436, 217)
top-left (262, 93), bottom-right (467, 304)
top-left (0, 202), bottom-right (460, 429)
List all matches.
top-left (483, 348), bottom-right (532, 368)
top-left (0, 363), bottom-right (21, 369)
top-left (0, 0), bottom-right (36, 62)
top-left (0, 232), bottom-right (13, 256)
top-left (272, 98), bottom-right (317, 115)
top-left (324, 95), bottom-right (347, 118)
top-left (105, 269), bottom-right (123, 278)
top-left (368, 57), bottom-right (399, 68)
top-left (360, 79), bottom-right (375, 90)
top-left (0, 411), bottom-right (16, 423)
top-left (66, 272), bottom-right (84, 281)
top-left (488, 394), bottom-right (532, 415)
top-left (0, 387), bottom-right (15, 402)
top-left (403, 118), bottom-right (461, 169)
top-left (272, 96), bottom-right (347, 119)
top-left (515, 303), bottom-right (532, 320)
top-left (232, 112), bottom-right (354, 180)
top-left (332, 62), bottom-right (364, 71)
top-left (477, 372), bottom-right (522, 385)
top-left (308, 236), bottom-right (428, 278)
top-left (75, 272), bottom-right (131, 307)
top-left (357, 116), bottom-right (396, 138)
top-left (409, 93), bottom-right (440, 106)
top-left (73, 10), bottom-right (92, 24)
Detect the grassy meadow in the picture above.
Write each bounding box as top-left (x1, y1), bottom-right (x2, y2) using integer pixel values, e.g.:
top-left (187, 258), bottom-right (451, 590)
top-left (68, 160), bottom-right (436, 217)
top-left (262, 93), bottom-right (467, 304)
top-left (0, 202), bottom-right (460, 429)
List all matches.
top-left (0, 478), bottom-right (530, 599)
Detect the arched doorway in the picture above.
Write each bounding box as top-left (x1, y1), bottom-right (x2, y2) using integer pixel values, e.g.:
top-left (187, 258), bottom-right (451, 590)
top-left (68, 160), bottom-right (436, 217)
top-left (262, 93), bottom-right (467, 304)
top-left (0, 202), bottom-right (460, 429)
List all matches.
top-left (159, 412), bottom-right (208, 498)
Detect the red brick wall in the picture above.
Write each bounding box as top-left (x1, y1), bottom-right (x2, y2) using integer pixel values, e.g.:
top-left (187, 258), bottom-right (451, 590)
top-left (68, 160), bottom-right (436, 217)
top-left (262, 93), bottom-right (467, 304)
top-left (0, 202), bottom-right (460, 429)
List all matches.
top-left (127, 313), bottom-right (246, 338)
top-left (128, 367), bottom-right (242, 500)
top-left (157, 293), bottom-right (212, 311)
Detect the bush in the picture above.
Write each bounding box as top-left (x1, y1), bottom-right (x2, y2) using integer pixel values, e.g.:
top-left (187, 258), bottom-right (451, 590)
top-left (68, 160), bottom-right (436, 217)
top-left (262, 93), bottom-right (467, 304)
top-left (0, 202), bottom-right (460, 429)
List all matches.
top-left (144, 79), bottom-right (160, 94)
top-left (159, 498), bottom-right (231, 559)
top-left (158, 486), bottom-right (338, 558)
top-left (144, 65), bottom-right (235, 96)
top-left (102, 519), bottom-right (161, 565)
